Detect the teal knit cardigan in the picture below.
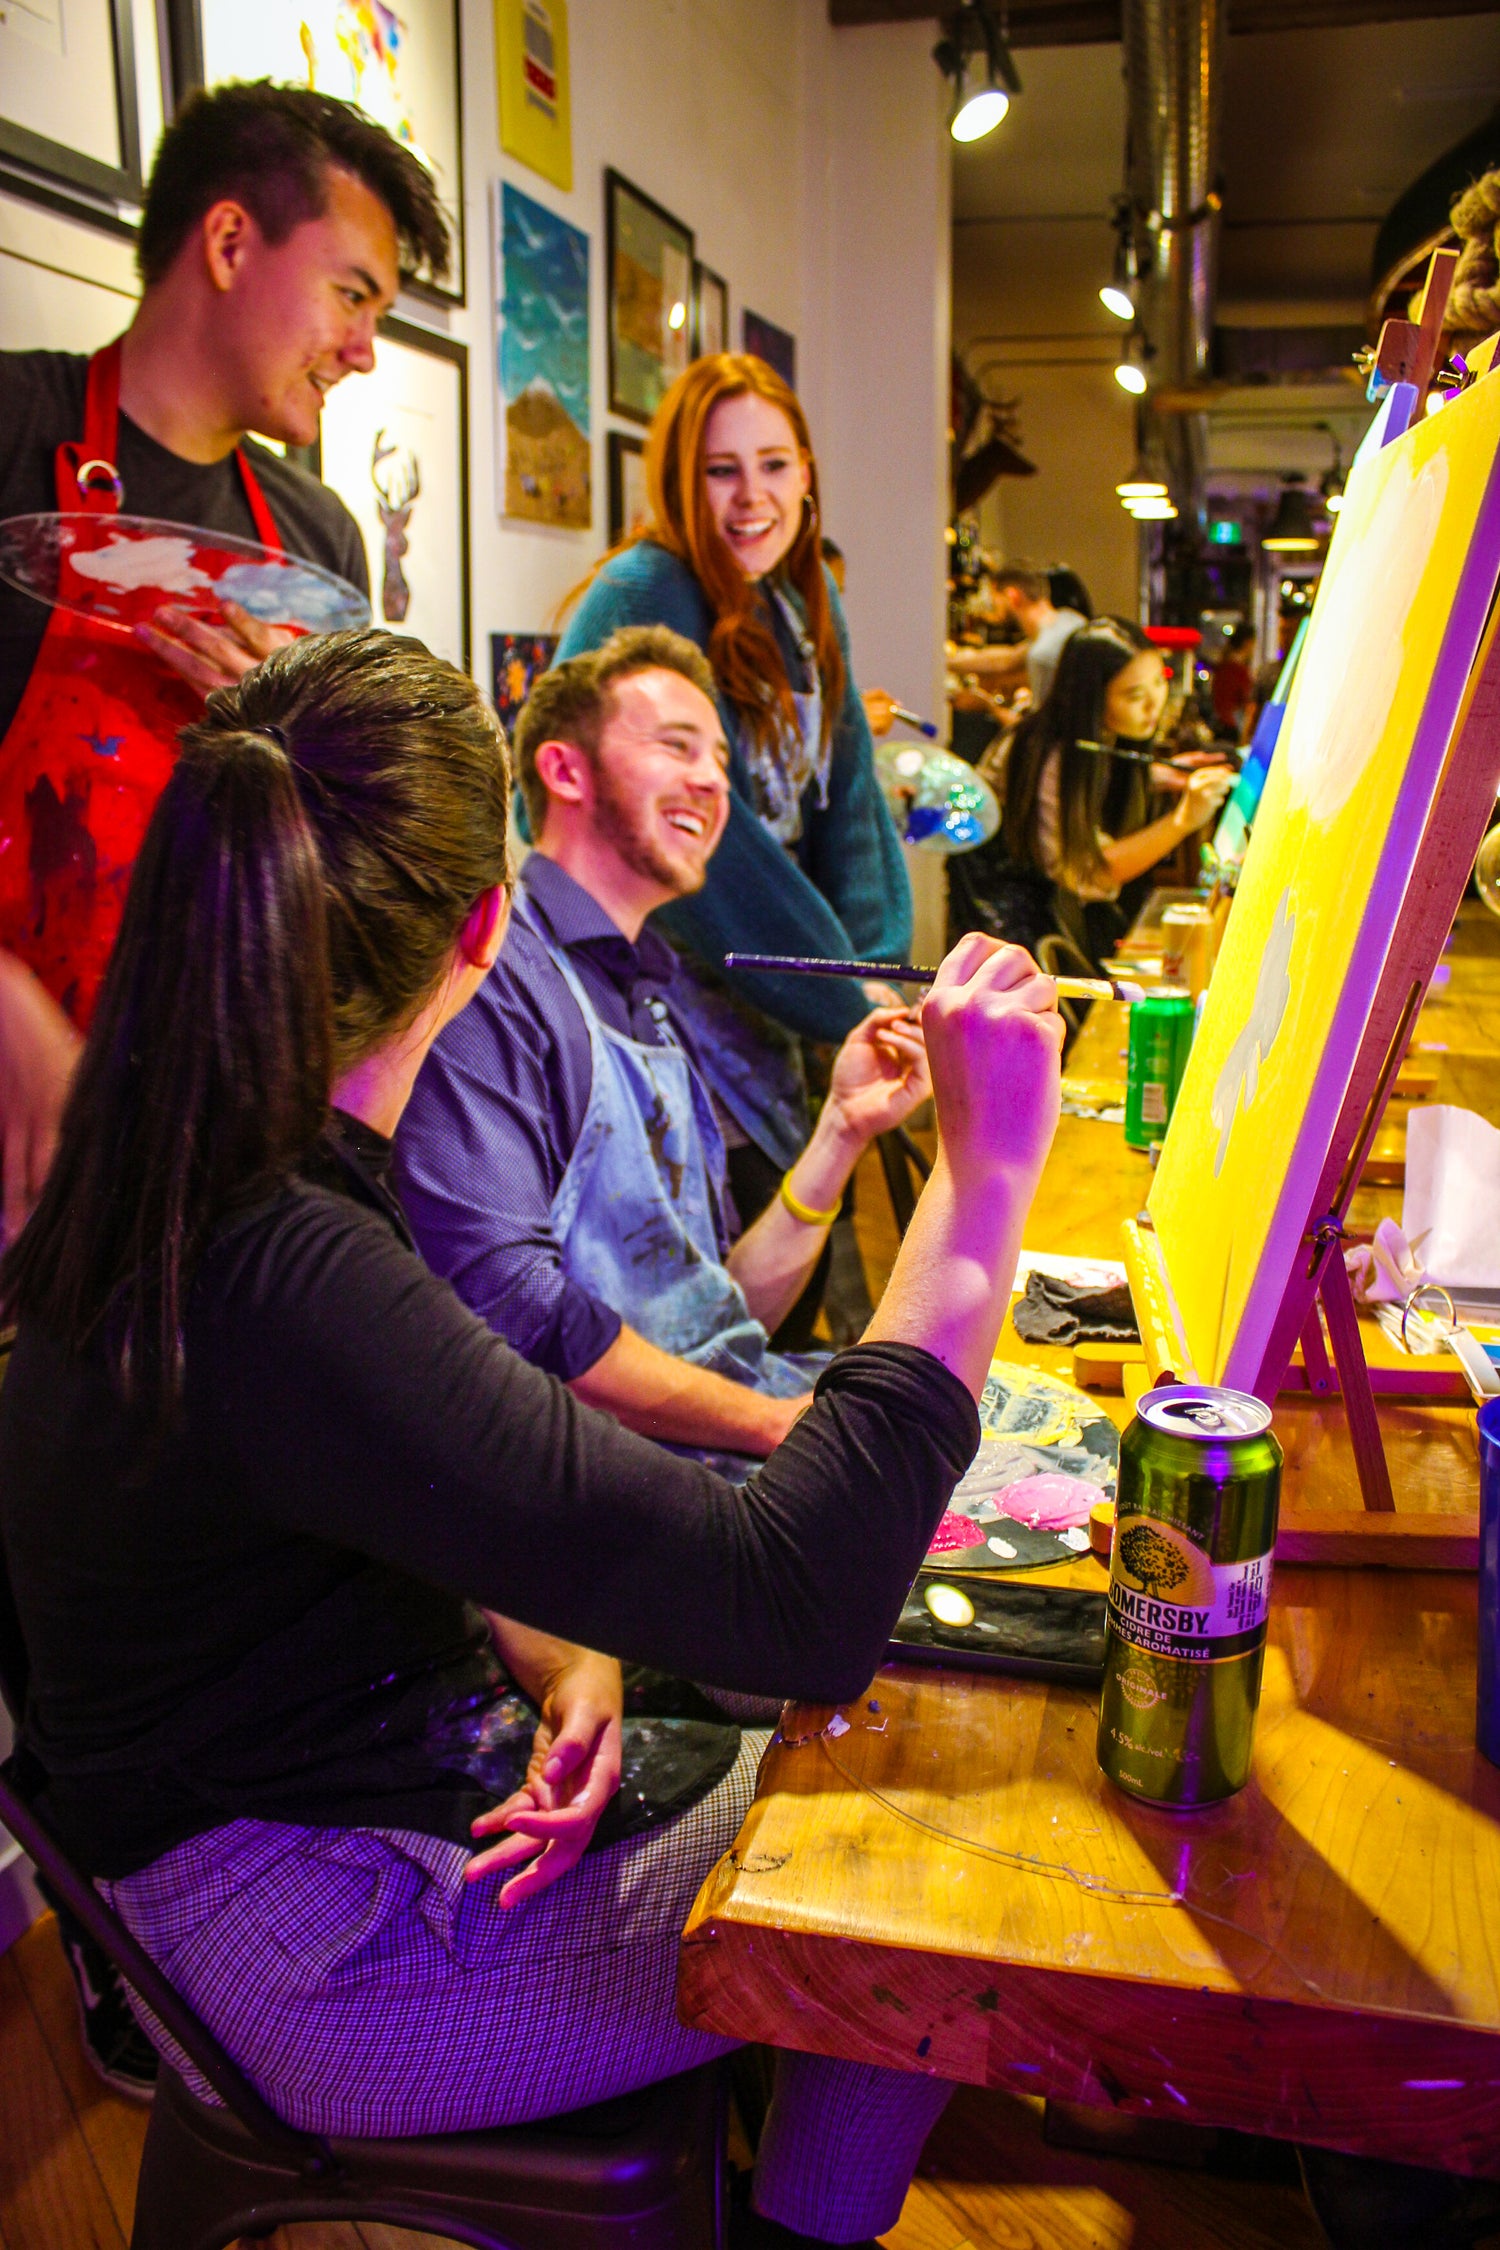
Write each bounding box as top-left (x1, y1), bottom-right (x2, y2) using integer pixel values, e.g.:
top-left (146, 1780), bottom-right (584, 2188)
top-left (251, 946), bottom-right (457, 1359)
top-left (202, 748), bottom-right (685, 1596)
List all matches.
top-left (553, 542), bottom-right (912, 1044)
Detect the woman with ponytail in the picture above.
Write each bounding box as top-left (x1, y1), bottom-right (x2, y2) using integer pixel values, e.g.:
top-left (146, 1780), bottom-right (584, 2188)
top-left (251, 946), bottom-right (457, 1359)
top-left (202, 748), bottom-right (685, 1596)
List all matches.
top-left (556, 354), bottom-right (911, 1191)
top-left (0, 628), bottom-right (1068, 2249)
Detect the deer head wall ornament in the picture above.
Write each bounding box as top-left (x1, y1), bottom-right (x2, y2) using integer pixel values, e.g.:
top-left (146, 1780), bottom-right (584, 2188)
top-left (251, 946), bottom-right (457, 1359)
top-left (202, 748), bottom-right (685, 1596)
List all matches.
top-left (371, 430), bottom-right (421, 622)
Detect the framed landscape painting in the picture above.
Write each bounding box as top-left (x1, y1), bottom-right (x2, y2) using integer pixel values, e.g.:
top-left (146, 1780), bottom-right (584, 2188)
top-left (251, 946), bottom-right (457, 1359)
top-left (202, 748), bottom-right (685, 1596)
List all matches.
top-left (0, 0), bottom-right (143, 210)
top-left (314, 315), bottom-right (471, 670)
top-left (496, 180), bottom-right (590, 529)
top-left (606, 168), bottom-right (693, 425)
top-left (168, 0), bottom-right (465, 303)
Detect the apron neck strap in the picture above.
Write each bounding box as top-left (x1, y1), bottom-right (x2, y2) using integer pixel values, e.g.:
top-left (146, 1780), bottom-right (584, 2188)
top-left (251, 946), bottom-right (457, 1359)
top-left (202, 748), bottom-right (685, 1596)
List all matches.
top-left (55, 335), bottom-right (283, 552)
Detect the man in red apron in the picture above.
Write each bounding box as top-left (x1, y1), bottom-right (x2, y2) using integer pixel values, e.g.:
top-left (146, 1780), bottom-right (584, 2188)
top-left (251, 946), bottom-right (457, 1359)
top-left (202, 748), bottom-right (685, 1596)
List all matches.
top-left (0, 79), bottom-right (450, 1239)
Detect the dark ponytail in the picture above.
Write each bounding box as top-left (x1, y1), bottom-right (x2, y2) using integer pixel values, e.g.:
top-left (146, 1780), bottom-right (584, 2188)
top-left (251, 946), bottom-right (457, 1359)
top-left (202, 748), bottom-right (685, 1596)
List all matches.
top-left (1, 629), bottom-right (510, 1422)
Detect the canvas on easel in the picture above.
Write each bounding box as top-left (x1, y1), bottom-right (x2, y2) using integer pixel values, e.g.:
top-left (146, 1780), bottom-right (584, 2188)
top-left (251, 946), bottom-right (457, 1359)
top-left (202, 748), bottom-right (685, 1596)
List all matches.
top-left (1126, 333), bottom-right (1500, 1553)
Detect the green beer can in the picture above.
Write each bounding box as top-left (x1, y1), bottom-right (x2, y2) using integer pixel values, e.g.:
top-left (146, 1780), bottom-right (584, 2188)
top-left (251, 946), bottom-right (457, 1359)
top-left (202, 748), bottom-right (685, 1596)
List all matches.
top-left (1124, 987), bottom-right (1195, 1151)
top-left (1097, 1385), bottom-right (1283, 1808)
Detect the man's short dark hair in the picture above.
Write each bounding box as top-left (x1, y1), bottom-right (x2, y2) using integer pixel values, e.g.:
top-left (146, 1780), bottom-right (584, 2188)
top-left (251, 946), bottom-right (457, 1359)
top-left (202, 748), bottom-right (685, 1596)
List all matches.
top-left (992, 561), bottom-right (1051, 605)
top-left (138, 80), bottom-right (450, 289)
top-left (513, 625), bottom-right (720, 839)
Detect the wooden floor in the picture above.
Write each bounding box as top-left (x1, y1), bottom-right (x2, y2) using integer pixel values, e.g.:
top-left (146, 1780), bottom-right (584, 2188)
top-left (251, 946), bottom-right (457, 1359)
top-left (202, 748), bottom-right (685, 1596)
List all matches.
top-left (1, 1909), bottom-right (1323, 2250)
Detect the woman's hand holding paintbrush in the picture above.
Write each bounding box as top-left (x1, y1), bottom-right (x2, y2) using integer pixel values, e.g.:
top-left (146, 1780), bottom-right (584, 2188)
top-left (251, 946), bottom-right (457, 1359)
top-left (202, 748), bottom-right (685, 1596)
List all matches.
top-left (725, 950), bottom-right (1146, 1008)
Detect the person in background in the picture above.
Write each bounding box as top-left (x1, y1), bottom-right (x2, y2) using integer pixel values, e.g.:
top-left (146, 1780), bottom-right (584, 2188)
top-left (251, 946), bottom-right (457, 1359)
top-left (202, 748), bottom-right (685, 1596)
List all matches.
top-left (0, 625), bottom-right (1066, 2250)
top-left (0, 80), bottom-right (447, 1245)
top-left (0, 76), bottom-right (445, 2098)
top-left (1046, 565), bottom-right (1095, 622)
top-left (552, 354), bottom-right (911, 1281)
top-left (1212, 622), bottom-right (1257, 741)
top-left (396, 627), bottom-right (930, 1468)
top-left (949, 617), bottom-right (1233, 963)
top-left (946, 561), bottom-right (1087, 711)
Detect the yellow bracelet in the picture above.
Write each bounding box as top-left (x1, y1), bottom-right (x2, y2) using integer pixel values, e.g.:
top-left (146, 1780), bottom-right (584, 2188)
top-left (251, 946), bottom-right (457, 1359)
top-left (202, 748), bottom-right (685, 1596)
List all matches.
top-left (779, 1171), bottom-right (841, 1228)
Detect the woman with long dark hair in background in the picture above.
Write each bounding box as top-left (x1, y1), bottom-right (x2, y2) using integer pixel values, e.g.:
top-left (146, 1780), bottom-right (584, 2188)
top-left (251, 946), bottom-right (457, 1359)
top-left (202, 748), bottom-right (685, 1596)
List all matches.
top-left (0, 627), bottom-right (1065, 2250)
top-left (948, 616), bottom-right (1233, 966)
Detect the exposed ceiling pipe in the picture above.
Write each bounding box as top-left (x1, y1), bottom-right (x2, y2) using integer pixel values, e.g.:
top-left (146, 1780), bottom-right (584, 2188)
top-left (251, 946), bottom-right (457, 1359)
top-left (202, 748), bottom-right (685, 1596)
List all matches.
top-left (1122, 0), bottom-right (1226, 522)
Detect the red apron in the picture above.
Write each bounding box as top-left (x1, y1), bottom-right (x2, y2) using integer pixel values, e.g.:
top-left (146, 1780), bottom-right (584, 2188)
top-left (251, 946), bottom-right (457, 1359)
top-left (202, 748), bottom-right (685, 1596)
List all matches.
top-left (0, 337), bottom-right (282, 1028)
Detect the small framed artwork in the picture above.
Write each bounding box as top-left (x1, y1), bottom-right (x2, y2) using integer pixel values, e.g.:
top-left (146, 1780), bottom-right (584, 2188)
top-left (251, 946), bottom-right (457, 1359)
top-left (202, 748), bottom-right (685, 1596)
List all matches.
top-left (496, 180), bottom-right (590, 529)
top-left (742, 308), bottom-right (796, 391)
top-left (491, 632), bottom-right (557, 737)
top-left (693, 263), bottom-right (727, 360)
top-left (0, 0), bottom-right (143, 209)
top-left (605, 168), bottom-right (694, 426)
top-left (607, 430), bottom-right (649, 547)
top-left (314, 315), bottom-right (471, 672)
top-left (166, 0), bottom-right (466, 305)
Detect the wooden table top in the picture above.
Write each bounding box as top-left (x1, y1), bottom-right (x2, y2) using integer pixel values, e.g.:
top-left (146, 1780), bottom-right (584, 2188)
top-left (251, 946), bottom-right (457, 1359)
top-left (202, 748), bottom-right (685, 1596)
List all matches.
top-left (678, 901), bottom-right (1500, 2177)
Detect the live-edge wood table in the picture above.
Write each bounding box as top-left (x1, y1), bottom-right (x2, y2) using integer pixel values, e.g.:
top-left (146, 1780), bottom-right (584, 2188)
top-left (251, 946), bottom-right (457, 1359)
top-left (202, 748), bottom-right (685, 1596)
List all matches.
top-left (677, 906), bottom-right (1500, 2178)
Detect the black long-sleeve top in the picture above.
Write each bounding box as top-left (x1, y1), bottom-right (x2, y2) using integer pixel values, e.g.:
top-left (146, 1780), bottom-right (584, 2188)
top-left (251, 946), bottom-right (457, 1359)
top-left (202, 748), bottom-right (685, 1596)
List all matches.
top-left (0, 1121), bottom-right (978, 1877)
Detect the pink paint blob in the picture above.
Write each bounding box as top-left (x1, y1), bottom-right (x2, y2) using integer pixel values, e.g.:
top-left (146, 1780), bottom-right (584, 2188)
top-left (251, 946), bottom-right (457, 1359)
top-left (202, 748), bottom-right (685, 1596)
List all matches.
top-left (997, 1475), bottom-right (1107, 1532)
top-left (926, 1510), bottom-right (988, 1554)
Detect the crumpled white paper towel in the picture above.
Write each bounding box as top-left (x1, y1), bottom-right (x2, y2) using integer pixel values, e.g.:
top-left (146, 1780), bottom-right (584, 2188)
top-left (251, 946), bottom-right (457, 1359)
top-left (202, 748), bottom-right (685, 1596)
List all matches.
top-left (1403, 1106), bottom-right (1500, 1288)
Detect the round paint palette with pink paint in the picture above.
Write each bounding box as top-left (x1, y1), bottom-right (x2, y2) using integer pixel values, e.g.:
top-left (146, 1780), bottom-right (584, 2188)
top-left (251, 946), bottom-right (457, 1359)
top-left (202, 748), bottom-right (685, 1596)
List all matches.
top-left (920, 1360), bottom-right (1118, 1574)
top-left (0, 513), bottom-right (369, 638)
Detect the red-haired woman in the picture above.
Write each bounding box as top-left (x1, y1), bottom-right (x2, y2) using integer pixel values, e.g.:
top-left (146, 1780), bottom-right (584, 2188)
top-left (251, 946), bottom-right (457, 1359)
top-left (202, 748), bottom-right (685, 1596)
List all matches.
top-left (555, 355), bottom-right (911, 1190)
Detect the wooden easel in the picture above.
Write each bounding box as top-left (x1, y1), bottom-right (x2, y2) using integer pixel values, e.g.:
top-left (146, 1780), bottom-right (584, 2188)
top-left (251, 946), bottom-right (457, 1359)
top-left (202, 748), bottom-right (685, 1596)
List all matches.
top-left (1123, 256), bottom-right (1500, 1566)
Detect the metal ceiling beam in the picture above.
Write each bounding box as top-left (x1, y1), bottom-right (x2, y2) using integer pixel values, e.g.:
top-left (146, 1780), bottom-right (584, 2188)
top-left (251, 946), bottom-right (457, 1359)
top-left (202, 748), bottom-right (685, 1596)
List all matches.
top-left (832, 0), bottom-right (1499, 41)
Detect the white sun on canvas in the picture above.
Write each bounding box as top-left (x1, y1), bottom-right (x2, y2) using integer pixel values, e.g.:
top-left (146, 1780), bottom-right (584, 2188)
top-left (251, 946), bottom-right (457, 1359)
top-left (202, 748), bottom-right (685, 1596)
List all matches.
top-left (1149, 371), bottom-right (1500, 1388)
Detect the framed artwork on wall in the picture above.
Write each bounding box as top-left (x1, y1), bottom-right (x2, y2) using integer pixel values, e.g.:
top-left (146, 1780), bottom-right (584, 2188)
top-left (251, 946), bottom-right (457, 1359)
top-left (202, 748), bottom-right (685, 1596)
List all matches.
top-left (496, 180), bottom-right (590, 529)
top-left (495, 0), bottom-right (571, 193)
top-left (693, 262), bottom-right (727, 360)
top-left (166, 0), bottom-right (465, 305)
top-left (607, 430), bottom-right (648, 547)
top-left (314, 315), bottom-right (471, 671)
top-left (0, 0), bottom-right (143, 210)
top-left (490, 632), bottom-right (557, 737)
top-left (742, 308), bottom-right (796, 391)
top-left (605, 168), bottom-right (693, 426)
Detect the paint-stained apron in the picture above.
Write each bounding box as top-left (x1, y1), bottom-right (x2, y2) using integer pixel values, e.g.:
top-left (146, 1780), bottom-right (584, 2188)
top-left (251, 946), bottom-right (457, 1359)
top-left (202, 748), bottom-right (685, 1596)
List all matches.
top-left (515, 896), bottom-right (819, 1403)
top-left (0, 337), bottom-right (282, 1027)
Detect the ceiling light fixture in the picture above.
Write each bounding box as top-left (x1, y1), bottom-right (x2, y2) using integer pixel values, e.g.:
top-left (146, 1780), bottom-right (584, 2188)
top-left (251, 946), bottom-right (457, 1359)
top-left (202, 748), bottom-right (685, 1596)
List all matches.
top-left (1100, 196), bottom-right (1139, 321)
top-left (1115, 343), bottom-right (1149, 396)
top-left (1262, 476), bottom-right (1320, 553)
top-left (1126, 497), bottom-right (1177, 520)
top-left (1320, 435), bottom-right (1346, 518)
top-left (935, 2), bottom-right (1021, 146)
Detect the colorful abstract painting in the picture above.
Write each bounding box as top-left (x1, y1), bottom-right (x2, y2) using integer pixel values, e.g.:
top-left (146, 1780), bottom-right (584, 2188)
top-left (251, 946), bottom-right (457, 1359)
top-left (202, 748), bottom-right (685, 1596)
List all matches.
top-left (742, 309), bottom-right (795, 391)
top-left (491, 632), bottom-right (558, 737)
top-left (497, 182), bottom-right (591, 529)
top-left (191, 0), bottom-right (464, 299)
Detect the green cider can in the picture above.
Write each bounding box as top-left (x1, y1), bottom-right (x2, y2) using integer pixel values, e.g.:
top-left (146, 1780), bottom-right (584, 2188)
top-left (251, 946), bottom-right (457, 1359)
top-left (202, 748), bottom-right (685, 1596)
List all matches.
top-left (1097, 1385), bottom-right (1283, 1808)
top-left (1124, 987), bottom-right (1195, 1151)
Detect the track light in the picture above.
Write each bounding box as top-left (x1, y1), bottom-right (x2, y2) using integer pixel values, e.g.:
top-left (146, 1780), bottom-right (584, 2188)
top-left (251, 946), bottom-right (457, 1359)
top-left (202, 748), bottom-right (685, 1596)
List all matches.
top-left (1115, 353), bottom-right (1148, 396)
top-left (1320, 441), bottom-right (1346, 518)
top-left (1101, 196), bottom-right (1140, 322)
top-left (934, 3), bottom-right (1021, 146)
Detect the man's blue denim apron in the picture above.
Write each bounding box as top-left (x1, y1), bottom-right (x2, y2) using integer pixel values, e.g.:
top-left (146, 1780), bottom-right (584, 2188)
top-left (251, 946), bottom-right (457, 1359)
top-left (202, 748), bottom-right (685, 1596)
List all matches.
top-left (513, 897), bottom-right (817, 1404)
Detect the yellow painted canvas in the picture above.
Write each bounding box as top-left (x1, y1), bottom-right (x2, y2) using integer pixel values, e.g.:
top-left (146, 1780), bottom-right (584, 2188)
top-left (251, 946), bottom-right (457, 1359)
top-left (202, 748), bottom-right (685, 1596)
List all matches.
top-left (495, 0), bottom-right (571, 193)
top-left (1149, 371), bottom-right (1500, 1389)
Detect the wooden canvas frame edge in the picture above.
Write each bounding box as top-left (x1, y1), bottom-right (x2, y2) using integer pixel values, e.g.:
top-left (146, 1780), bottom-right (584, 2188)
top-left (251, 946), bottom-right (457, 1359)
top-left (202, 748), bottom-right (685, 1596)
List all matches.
top-left (0, 0), bottom-right (144, 210)
top-left (164, 0), bottom-right (467, 308)
top-left (692, 260), bottom-right (727, 359)
top-left (606, 428), bottom-right (643, 546)
top-left (604, 165), bottom-right (694, 428)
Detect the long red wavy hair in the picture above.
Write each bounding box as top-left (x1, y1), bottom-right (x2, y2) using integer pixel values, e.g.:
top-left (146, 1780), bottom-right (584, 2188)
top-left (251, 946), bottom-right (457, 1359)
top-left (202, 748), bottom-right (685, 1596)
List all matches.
top-left (574, 355), bottom-right (845, 762)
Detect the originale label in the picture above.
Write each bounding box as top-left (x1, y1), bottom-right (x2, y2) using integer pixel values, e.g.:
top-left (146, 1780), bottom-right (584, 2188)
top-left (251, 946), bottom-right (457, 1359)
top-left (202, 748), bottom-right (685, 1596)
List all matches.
top-left (1107, 1514), bottom-right (1272, 1662)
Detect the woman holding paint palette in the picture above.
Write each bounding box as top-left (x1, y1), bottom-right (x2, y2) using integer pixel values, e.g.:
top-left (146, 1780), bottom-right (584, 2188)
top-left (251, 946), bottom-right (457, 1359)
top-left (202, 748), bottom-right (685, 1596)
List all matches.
top-left (949, 616), bottom-right (1234, 966)
top-left (0, 629), bottom-right (1063, 2250)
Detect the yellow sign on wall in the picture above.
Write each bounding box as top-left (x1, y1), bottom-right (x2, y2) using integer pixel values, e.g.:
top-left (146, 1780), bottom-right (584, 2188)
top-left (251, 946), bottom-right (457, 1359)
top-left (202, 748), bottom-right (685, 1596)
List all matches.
top-left (495, 0), bottom-right (572, 193)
